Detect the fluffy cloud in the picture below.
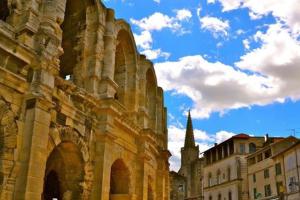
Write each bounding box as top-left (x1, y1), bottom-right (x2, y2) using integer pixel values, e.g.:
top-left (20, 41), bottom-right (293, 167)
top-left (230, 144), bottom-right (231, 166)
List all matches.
top-left (155, 20), bottom-right (300, 119)
top-left (141, 49), bottom-right (170, 60)
top-left (133, 31), bottom-right (152, 49)
top-left (130, 9), bottom-right (192, 33)
top-left (199, 16), bottom-right (230, 37)
top-left (215, 131), bottom-right (235, 143)
top-left (155, 54), bottom-right (278, 119)
top-left (214, 0), bottom-right (300, 34)
top-left (131, 9), bottom-right (192, 60)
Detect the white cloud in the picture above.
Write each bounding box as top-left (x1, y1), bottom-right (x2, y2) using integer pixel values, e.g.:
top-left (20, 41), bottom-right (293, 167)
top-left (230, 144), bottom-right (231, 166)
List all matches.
top-left (133, 31), bottom-right (152, 49)
top-left (175, 9), bottom-right (192, 21)
top-left (243, 39), bottom-right (250, 50)
top-left (130, 9), bottom-right (192, 33)
top-left (155, 54), bottom-right (279, 119)
top-left (199, 16), bottom-right (230, 38)
top-left (155, 20), bottom-right (300, 119)
top-left (207, 0), bottom-right (215, 4)
top-left (153, 0), bottom-right (160, 3)
top-left (141, 49), bottom-right (170, 60)
top-left (214, 0), bottom-right (300, 34)
top-left (215, 131), bottom-right (235, 143)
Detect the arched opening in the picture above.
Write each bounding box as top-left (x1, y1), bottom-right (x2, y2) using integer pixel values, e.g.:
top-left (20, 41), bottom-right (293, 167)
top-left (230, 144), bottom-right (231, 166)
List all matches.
top-left (146, 69), bottom-right (156, 128)
top-left (217, 169), bottom-right (221, 184)
top-left (109, 159), bottom-right (130, 196)
top-left (42, 142), bottom-right (84, 200)
top-left (43, 171), bottom-right (61, 200)
top-left (59, 0), bottom-right (87, 80)
top-left (0, 0), bottom-right (9, 22)
top-left (249, 143), bottom-right (256, 153)
top-left (114, 30), bottom-right (137, 109)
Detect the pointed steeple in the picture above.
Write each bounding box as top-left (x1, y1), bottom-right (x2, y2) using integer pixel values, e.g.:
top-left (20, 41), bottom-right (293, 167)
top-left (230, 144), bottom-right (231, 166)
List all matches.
top-left (184, 110), bottom-right (196, 148)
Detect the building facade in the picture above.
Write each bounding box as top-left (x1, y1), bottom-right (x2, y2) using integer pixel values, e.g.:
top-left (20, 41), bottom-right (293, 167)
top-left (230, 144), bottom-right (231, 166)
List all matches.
top-left (247, 136), bottom-right (297, 200)
top-left (170, 112), bottom-right (204, 200)
top-left (0, 1), bottom-right (170, 200)
top-left (203, 134), bottom-right (265, 200)
top-left (272, 141), bottom-right (300, 200)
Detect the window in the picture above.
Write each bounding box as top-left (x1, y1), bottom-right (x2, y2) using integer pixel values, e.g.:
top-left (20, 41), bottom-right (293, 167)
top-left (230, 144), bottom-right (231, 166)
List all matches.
top-left (253, 174), bottom-right (256, 182)
top-left (217, 170), bottom-right (221, 184)
top-left (264, 169), bottom-right (269, 179)
top-left (276, 182), bottom-right (283, 195)
top-left (249, 143), bottom-right (256, 153)
top-left (209, 196), bottom-right (212, 200)
top-left (178, 185), bottom-right (184, 192)
top-left (289, 176), bottom-right (297, 192)
top-left (264, 149), bottom-right (272, 159)
top-left (0, 0), bottom-right (9, 22)
top-left (249, 157), bottom-right (256, 165)
top-left (253, 188), bottom-right (257, 199)
top-left (218, 194), bottom-right (221, 200)
top-left (228, 191), bottom-right (232, 200)
top-left (240, 143), bottom-right (245, 154)
top-left (275, 163), bottom-right (282, 175)
top-left (208, 173), bottom-right (212, 187)
top-left (227, 167), bottom-right (231, 181)
top-left (257, 153), bottom-right (263, 162)
top-left (265, 184), bottom-right (271, 196)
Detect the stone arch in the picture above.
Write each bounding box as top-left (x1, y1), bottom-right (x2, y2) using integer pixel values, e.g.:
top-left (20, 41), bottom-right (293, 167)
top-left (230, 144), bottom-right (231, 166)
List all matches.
top-left (114, 24), bottom-right (138, 110)
top-left (59, 0), bottom-right (94, 81)
top-left (146, 68), bottom-right (157, 129)
top-left (43, 141), bottom-right (84, 200)
top-left (47, 126), bottom-right (93, 198)
top-left (0, 97), bottom-right (19, 198)
top-left (0, 0), bottom-right (9, 22)
top-left (109, 159), bottom-right (131, 197)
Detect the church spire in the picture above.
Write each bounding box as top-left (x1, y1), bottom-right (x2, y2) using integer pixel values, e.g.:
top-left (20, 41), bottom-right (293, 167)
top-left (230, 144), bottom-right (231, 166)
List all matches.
top-left (184, 110), bottom-right (196, 148)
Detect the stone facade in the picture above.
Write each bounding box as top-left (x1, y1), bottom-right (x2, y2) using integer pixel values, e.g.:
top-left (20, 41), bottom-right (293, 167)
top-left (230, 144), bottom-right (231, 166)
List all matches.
top-left (0, 1), bottom-right (170, 200)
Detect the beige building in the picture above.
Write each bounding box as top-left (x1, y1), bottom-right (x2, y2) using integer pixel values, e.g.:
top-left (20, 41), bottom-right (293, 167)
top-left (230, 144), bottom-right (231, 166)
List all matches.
top-left (170, 112), bottom-right (204, 200)
top-left (0, 1), bottom-right (170, 200)
top-left (272, 140), bottom-right (300, 200)
top-left (247, 136), bottom-right (298, 200)
top-left (203, 134), bottom-right (265, 200)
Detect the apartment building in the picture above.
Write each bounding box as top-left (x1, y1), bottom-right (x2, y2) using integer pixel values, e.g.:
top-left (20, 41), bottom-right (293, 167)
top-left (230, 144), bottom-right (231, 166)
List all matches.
top-left (203, 134), bottom-right (265, 200)
top-left (247, 136), bottom-right (298, 200)
top-left (272, 141), bottom-right (300, 200)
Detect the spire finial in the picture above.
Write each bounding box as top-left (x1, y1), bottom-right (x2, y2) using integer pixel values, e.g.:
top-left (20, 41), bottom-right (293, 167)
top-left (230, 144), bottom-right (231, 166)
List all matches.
top-left (184, 110), bottom-right (195, 148)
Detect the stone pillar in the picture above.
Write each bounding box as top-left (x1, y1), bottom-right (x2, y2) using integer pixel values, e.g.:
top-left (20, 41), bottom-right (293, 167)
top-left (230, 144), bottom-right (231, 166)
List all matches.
top-left (99, 9), bottom-right (117, 98)
top-left (14, 97), bottom-right (52, 200)
top-left (91, 132), bottom-right (115, 200)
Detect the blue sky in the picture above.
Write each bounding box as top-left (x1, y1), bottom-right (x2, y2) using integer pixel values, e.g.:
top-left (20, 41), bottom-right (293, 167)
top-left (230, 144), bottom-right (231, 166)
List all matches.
top-left (102, 0), bottom-right (300, 170)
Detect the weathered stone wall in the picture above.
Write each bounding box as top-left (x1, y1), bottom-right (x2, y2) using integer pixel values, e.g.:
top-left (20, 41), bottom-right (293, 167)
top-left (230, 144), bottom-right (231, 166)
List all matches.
top-left (0, 0), bottom-right (170, 199)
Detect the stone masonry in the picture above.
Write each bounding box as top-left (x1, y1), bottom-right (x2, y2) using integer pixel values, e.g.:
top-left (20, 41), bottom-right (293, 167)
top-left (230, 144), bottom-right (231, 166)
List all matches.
top-left (0, 0), bottom-right (170, 199)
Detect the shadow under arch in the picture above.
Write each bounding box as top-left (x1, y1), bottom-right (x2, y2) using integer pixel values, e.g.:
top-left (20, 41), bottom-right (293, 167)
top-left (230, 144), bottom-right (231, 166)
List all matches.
top-left (114, 29), bottom-right (137, 110)
top-left (0, 0), bottom-right (9, 22)
top-left (109, 159), bottom-right (131, 197)
top-left (42, 141), bottom-right (84, 200)
top-left (59, 0), bottom-right (93, 81)
top-left (146, 68), bottom-right (157, 128)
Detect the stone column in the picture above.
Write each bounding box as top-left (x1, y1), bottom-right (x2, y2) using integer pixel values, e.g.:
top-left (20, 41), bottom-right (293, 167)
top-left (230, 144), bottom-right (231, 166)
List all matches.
top-left (99, 9), bottom-right (117, 98)
top-left (14, 97), bottom-right (52, 200)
